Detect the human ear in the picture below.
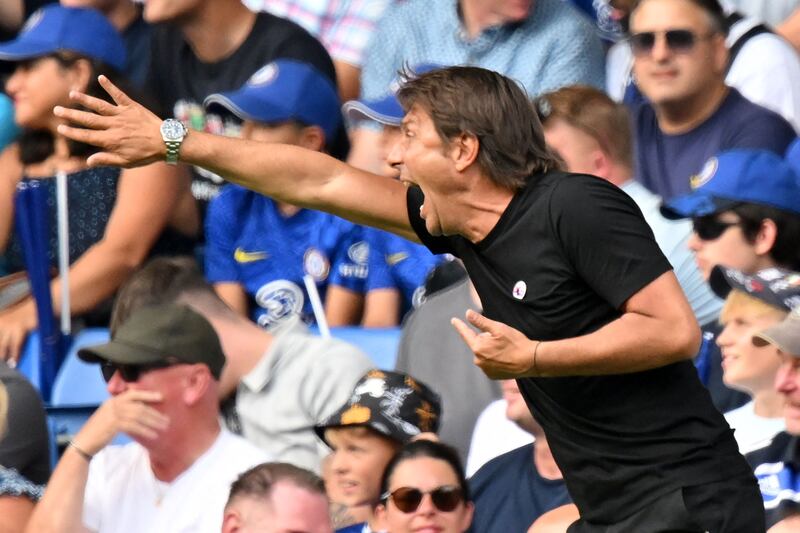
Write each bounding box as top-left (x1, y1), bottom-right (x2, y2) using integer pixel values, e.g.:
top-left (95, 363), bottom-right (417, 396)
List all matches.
top-left (69, 58), bottom-right (93, 94)
top-left (452, 132), bottom-right (479, 172)
top-left (299, 125), bottom-right (326, 152)
top-left (753, 219), bottom-right (778, 256)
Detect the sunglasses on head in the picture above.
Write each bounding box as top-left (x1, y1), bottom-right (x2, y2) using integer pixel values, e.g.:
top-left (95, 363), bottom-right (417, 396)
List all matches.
top-left (383, 485), bottom-right (463, 513)
top-left (691, 216), bottom-right (742, 241)
top-left (629, 29), bottom-right (709, 56)
top-left (100, 360), bottom-right (179, 383)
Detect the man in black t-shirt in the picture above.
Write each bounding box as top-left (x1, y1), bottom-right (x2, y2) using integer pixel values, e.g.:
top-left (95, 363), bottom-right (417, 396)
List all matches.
top-left (56, 66), bottom-right (763, 531)
top-left (141, 0), bottom-right (338, 227)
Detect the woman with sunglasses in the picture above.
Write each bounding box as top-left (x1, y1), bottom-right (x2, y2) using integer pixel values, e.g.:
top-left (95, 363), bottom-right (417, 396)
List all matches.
top-left (376, 440), bottom-right (473, 533)
top-left (0, 6), bottom-right (197, 364)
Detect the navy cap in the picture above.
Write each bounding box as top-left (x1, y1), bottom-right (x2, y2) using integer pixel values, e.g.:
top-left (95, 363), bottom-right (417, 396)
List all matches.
top-left (660, 150), bottom-right (800, 220)
top-left (342, 63), bottom-right (443, 126)
top-left (0, 5), bottom-right (126, 72)
top-left (709, 266), bottom-right (800, 311)
top-left (204, 60), bottom-right (342, 142)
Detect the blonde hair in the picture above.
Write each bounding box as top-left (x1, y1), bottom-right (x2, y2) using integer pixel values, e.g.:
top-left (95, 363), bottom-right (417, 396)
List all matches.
top-left (720, 290), bottom-right (788, 325)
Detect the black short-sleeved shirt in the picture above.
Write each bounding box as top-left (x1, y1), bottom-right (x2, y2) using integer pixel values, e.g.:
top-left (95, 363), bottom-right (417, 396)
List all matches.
top-left (407, 172), bottom-right (749, 523)
top-left (145, 12), bottom-right (337, 225)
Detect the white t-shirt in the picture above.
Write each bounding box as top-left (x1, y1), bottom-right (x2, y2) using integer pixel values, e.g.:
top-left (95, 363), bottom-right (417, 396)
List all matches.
top-left (724, 401), bottom-right (786, 454)
top-left (464, 400), bottom-right (534, 478)
top-left (83, 429), bottom-right (269, 533)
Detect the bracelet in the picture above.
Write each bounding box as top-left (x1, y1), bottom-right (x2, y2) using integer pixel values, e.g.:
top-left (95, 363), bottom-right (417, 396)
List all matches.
top-left (531, 341), bottom-right (542, 376)
top-left (68, 440), bottom-right (94, 462)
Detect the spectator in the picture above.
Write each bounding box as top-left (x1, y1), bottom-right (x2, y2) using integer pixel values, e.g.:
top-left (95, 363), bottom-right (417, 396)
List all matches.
top-left (711, 267), bottom-right (793, 453)
top-left (342, 65), bottom-right (447, 327)
top-left (203, 59), bottom-right (367, 328)
top-left (109, 256), bottom-right (373, 473)
top-left (375, 440), bottom-right (473, 533)
top-left (395, 276), bottom-right (500, 463)
top-left (607, 0), bottom-right (800, 132)
top-left (349, 0), bottom-right (605, 174)
top-left (467, 380), bottom-right (570, 533)
top-left (465, 390), bottom-right (533, 477)
top-left (0, 5), bottom-right (197, 363)
top-left (628, 0), bottom-right (796, 199)
top-left (746, 305), bottom-right (800, 530)
top-left (59, 0), bottom-right (152, 87)
top-left (222, 462), bottom-right (333, 533)
top-left (243, 0), bottom-right (392, 102)
top-left (141, 0), bottom-right (339, 225)
top-left (661, 149), bottom-right (800, 412)
top-left (25, 303), bottom-right (269, 532)
top-left (315, 370), bottom-right (441, 532)
top-left (0, 363), bottom-right (48, 533)
top-left (661, 150), bottom-right (800, 278)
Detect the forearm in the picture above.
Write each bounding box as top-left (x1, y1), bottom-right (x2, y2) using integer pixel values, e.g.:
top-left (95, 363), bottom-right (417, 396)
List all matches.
top-left (533, 312), bottom-right (700, 377)
top-left (49, 240), bottom-right (143, 317)
top-left (182, 132), bottom-right (345, 210)
top-left (24, 447), bottom-right (91, 533)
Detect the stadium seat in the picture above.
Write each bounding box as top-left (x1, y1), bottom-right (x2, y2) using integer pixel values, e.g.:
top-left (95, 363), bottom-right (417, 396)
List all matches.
top-left (16, 330), bottom-right (42, 392)
top-left (318, 326), bottom-right (402, 369)
top-left (47, 328), bottom-right (113, 467)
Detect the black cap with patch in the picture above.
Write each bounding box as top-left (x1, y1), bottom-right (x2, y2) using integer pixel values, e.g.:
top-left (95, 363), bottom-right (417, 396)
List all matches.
top-left (709, 266), bottom-right (800, 312)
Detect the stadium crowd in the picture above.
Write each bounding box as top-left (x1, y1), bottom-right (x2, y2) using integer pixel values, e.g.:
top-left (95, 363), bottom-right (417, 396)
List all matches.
top-left (1, 0), bottom-right (800, 532)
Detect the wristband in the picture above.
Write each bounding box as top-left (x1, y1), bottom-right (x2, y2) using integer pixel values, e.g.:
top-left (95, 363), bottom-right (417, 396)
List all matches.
top-left (532, 341), bottom-right (542, 376)
top-left (68, 440), bottom-right (94, 462)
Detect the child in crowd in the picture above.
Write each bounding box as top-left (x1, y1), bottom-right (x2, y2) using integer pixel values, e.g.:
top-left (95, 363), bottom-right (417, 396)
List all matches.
top-left (315, 370), bottom-right (441, 533)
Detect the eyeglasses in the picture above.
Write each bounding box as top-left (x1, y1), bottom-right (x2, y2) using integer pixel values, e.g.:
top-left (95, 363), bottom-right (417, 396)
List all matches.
top-left (691, 216), bottom-right (742, 241)
top-left (100, 360), bottom-right (179, 383)
top-left (629, 29), bottom-right (712, 56)
top-left (383, 485), bottom-right (464, 513)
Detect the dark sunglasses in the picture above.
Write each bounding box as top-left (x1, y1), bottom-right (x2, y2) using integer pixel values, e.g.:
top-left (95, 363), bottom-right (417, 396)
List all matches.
top-left (383, 485), bottom-right (463, 513)
top-left (629, 29), bottom-right (709, 56)
top-left (691, 216), bottom-right (741, 241)
top-left (100, 360), bottom-right (179, 383)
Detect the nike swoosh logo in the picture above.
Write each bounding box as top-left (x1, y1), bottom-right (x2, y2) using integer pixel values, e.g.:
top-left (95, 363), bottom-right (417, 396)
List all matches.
top-left (234, 248), bottom-right (268, 263)
top-left (386, 252), bottom-right (409, 266)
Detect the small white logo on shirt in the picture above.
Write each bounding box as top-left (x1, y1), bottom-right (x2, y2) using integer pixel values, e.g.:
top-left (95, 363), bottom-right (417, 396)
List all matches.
top-left (512, 281), bottom-right (527, 300)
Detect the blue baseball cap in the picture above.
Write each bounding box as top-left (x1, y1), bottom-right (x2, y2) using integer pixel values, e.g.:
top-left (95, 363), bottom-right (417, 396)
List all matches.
top-left (661, 150), bottom-right (800, 220)
top-left (784, 136), bottom-right (800, 174)
top-left (204, 60), bottom-right (342, 142)
top-left (342, 63), bottom-right (443, 127)
top-left (0, 5), bottom-right (126, 72)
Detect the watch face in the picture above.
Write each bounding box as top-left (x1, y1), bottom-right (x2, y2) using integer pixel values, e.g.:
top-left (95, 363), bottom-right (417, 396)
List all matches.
top-left (161, 119), bottom-right (186, 141)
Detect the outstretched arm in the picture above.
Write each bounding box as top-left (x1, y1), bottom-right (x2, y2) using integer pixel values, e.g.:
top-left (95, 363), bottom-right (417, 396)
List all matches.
top-left (54, 76), bottom-right (417, 241)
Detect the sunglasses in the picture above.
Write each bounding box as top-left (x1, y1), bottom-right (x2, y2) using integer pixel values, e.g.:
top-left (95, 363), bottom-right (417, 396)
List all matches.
top-left (100, 360), bottom-right (179, 383)
top-left (629, 29), bottom-right (711, 56)
top-left (383, 485), bottom-right (463, 513)
top-left (691, 216), bottom-right (742, 241)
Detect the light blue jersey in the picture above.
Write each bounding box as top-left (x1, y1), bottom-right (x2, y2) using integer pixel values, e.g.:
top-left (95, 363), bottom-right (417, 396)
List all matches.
top-left (206, 184), bottom-right (367, 328)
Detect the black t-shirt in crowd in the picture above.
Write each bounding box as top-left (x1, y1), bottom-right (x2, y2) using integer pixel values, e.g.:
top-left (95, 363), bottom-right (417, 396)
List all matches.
top-left (145, 12), bottom-right (337, 224)
top-left (407, 172), bottom-right (750, 523)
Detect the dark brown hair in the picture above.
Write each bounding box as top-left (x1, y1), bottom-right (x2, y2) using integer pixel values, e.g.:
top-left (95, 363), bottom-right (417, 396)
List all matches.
top-left (226, 462), bottom-right (325, 508)
top-left (396, 66), bottom-right (560, 191)
top-left (535, 85), bottom-right (634, 169)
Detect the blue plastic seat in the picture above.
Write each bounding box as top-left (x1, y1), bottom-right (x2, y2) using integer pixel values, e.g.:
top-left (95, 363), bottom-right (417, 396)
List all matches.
top-left (47, 328), bottom-right (111, 467)
top-left (16, 330), bottom-right (42, 392)
top-left (322, 326), bottom-right (402, 370)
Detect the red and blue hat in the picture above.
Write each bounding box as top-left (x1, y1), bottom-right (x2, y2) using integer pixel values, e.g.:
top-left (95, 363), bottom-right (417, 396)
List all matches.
top-left (0, 5), bottom-right (126, 72)
top-left (204, 59), bottom-right (342, 142)
top-left (661, 150), bottom-right (800, 220)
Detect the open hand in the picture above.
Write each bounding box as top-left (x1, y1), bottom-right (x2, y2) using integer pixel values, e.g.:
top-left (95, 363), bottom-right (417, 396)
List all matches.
top-left (451, 309), bottom-right (539, 379)
top-left (73, 389), bottom-right (169, 455)
top-left (53, 75), bottom-right (165, 168)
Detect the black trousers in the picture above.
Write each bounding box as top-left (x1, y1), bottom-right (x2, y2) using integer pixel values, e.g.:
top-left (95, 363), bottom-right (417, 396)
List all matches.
top-left (567, 476), bottom-right (765, 533)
